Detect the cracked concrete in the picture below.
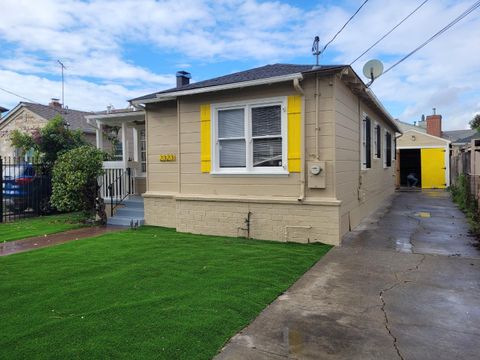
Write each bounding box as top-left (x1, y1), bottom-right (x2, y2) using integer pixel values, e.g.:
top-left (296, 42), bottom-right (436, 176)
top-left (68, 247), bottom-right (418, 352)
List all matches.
top-left (215, 191), bottom-right (480, 359)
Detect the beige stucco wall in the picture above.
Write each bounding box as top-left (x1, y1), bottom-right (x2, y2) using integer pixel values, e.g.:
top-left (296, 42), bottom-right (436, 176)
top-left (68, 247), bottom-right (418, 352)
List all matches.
top-left (144, 195), bottom-right (340, 244)
top-left (397, 130), bottom-right (448, 148)
top-left (143, 74), bottom-right (396, 245)
top-left (333, 78), bottom-right (397, 237)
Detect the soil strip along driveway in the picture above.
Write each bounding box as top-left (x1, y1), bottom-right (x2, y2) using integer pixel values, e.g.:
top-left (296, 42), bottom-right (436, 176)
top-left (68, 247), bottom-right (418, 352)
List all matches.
top-left (216, 191), bottom-right (480, 360)
top-left (0, 226), bottom-right (125, 256)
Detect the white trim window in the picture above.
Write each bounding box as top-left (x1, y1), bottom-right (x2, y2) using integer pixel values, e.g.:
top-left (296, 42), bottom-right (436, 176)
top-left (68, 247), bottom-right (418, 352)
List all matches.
top-left (139, 128), bottom-right (147, 174)
top-left (212, 97), bottom-right (288, 175)
top-left (361, 115), bottom-right (372, 169)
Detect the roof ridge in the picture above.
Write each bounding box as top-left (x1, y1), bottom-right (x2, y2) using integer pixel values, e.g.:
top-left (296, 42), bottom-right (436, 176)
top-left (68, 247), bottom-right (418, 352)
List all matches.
top-left (130, 63), bottom-right (344, 102)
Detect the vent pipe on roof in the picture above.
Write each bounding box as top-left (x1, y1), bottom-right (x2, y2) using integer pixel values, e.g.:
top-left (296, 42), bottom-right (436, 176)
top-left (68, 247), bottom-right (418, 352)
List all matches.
top-left (176, 71), bottom-right (191, 88)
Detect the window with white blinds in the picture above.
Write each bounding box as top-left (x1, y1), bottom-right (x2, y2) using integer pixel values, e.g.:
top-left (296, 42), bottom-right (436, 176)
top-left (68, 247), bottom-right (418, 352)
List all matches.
top-left (252, 106), bottom-right (282, 167)
top-left (218, 108), bottom-right (246, 168)
top-left (213, 98), bottom-right (287, 174)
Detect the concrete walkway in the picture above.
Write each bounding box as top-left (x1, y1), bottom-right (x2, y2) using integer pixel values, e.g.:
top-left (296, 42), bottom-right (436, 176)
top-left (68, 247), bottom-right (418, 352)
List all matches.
top-left (0, 225), bottom-right (125, 256)
top-left (216, 191), bottom-right (480, 360)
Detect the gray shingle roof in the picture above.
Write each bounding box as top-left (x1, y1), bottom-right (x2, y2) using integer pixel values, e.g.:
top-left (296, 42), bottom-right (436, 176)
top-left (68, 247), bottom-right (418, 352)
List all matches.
top-left (0, 106), bottom-right (8, 113)
top-left (21, 102), bottom-right (94, 133)
top-left (130, 63), bottom-right (345, 102)
top-left (442, 129), bottom-right (478, 143)
top-left (394, 119), bottom-right (426, 133)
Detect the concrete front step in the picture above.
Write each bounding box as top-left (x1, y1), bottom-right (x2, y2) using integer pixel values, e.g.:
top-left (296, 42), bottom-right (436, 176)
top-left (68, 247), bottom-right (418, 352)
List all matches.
top-left (115, 207), bottom-right (144, 218)
top-left (121, 199), bottom-right (144, 209)
top-left (106, 195), bottom-right (145, 227)
top-left (107, 216), bottom-right (145, 227)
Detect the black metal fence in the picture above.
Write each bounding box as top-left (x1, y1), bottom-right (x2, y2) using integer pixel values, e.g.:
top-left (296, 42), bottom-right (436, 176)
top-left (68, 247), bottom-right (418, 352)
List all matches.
top-left (0, 156), bottom-right (52, 223)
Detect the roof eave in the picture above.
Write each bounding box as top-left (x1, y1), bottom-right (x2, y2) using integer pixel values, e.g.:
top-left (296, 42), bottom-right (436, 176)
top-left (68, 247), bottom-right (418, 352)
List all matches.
top-left (85, 111), bottom-right (145, 121)
top-left (131, 73), bottom-right (304, 105)
top-left (339, 66), bottom-right (402, 134)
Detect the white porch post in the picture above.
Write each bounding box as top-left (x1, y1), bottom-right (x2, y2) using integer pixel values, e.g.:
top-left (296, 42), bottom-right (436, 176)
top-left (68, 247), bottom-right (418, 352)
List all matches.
top-left (96, 121), bottom-right (103, 150)
top-left (133, 127), bottom-right (139, 162)
top-left (121, 121), bottom-right (127, 169)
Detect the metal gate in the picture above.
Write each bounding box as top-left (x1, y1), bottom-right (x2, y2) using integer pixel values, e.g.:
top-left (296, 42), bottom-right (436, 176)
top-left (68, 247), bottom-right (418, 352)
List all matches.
top-left (0, 156), bottom-right (52, 222)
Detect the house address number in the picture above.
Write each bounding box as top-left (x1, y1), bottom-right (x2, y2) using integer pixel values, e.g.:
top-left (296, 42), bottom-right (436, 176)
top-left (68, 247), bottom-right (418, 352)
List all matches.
top-left (159, 154), bottom-right (176, 161)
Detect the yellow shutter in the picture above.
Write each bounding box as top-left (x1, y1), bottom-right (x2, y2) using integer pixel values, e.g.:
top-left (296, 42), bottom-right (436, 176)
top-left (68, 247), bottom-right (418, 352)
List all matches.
top-left (200, 104), bottom-right (211, 172)
top-left (287, 95), bottom-right (302, 172)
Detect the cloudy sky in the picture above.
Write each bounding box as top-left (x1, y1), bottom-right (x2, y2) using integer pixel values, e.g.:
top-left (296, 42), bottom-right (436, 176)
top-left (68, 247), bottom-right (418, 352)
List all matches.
top-left (0, 0), bottom-right (479, 130)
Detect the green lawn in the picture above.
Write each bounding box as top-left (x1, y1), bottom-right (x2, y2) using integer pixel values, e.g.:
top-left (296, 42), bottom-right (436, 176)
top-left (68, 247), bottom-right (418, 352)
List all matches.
top-left (0, 213), bottom-right (86, 242)
top-left (0, 227), bottom-right (331, 359)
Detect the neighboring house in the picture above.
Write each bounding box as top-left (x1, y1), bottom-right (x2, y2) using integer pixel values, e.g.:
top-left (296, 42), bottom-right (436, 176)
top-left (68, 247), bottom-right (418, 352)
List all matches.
top-left (85, 107), bottom-right (147, 198)
top-left (0, 106), bottom-right (8, 115)
top-left (396, 113), bottom-right (480, 189)
top-left (128, 64), bottom-right (400, 245)
top-left (442, 129), bottom-right (480, 146)
top-left (0, 99), bottom-right (95, 159)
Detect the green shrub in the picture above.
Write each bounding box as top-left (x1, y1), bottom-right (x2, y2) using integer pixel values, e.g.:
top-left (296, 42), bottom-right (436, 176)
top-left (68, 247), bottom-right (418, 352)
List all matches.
top-left (51, 146), bottom-right (104, 215)
top-left (9, 115), bottom-right (86, 169)
top-left (451, 174), bottom-right (480, 235)
top-left (451, 174), bottom-right (468, 211)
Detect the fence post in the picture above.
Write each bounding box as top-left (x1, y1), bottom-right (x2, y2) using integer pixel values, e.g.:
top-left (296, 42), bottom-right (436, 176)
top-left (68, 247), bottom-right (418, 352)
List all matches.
top-left (0, 156), bottom-right (3, 223)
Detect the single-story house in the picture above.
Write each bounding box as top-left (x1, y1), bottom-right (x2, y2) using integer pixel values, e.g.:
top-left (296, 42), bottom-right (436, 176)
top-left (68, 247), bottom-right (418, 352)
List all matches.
top-left (0, 99), bottom-right (95, 159)
top-left (128, 64), bottom-right (400, 245)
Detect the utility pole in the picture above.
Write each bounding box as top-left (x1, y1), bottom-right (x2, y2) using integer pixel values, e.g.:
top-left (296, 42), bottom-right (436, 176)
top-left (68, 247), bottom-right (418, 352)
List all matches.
top-left (57, 60), bottom-right (66, 108)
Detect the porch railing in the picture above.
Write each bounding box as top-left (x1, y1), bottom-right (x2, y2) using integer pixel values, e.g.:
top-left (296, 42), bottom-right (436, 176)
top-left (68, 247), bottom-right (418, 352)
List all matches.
top-left (99, 166), bottom-right (135, 216)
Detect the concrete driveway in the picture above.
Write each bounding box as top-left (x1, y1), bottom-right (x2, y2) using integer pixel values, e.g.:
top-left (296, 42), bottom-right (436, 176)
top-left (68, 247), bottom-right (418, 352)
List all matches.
top-left (215, 191), bottom-right (480, 360)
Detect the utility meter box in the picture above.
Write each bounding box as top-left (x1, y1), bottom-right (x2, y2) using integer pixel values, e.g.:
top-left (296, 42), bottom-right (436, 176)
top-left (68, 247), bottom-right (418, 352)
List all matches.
top-left (307, 161), bottom-right (326, 189)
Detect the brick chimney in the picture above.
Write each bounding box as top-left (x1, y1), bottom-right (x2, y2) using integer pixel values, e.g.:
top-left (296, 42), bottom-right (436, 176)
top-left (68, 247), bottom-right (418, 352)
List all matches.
top-left (426, 109), bottom-right (442, 138)
top-left (176, 71), bottom-right (191, 88)
top-left (49, 98), bottom-right (62, 109)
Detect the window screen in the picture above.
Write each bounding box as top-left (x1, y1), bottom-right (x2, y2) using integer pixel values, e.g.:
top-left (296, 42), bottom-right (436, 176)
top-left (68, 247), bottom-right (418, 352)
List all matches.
top-left (364, 117), bottom-right (371, 168)
top-left (386, 132), bottom-right (392, 167)
top-left (252, 105), bottom-right (282, 167)
top-left (376, 125), bottom-right (381, 159)
top-left (218, 109), bottom-right (246, 168)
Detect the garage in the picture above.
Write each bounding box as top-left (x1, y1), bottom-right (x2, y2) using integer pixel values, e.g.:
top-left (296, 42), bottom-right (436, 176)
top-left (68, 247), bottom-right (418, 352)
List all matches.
top-left (397, 130), bottom-right (450, 189)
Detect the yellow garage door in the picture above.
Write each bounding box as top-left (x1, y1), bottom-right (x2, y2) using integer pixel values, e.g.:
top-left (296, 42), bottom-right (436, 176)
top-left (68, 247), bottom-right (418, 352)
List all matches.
top-left (421, 148), bottom-right (446, 189)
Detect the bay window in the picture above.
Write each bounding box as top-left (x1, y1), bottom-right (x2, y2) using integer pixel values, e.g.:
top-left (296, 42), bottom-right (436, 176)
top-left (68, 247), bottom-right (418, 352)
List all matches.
top-left (212, 98), bottom-right (287, 174)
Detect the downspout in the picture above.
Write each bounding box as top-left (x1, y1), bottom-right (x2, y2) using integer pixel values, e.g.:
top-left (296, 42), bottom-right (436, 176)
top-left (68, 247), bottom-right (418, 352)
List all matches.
top-left (358, 97), bottom-right (362, 191)
top-left (315, 73), bottom-right (320, 160)
top-left (177, 98), bottom-right (181, 194)
top-left (293, 77), bottom-right (306, 202)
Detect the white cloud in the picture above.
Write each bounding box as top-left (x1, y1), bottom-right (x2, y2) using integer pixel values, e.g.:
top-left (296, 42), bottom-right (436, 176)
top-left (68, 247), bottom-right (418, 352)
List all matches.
top-left (0, 0), bottom-right (479, 129)
top-left (0, 70), bottom-right (162, 112)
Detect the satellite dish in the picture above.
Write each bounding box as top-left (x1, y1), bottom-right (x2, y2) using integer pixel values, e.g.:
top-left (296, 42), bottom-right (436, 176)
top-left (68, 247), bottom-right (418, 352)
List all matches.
top-left (363, 59), bottom-right (384, 83)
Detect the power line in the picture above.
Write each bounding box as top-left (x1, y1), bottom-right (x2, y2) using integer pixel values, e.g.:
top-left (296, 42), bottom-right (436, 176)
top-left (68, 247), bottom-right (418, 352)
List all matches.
top-left (0, 86), bottom-right (39, 104)
top-left (350, 0), bottom-right (430, 65)
top-left (0, 85), bottom-right (69, 117)
top-left (321, 0), bottom-right (370, 54)
top-left (379, 0), bottom-right (480, 78)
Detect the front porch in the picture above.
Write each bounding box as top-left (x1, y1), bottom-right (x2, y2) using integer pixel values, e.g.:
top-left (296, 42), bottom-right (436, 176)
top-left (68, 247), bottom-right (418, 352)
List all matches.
top-left (86, 108), bottom-right (146, 226)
